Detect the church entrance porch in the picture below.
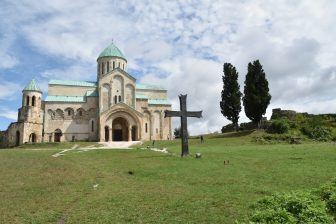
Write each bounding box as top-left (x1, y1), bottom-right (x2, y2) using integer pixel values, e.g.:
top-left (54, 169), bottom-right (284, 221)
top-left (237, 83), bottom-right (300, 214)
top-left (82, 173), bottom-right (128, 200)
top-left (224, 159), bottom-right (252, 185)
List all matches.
top-left (112, 117), bottom-right (128, 141)
top-left (100, 105), bottom-right (142, 142)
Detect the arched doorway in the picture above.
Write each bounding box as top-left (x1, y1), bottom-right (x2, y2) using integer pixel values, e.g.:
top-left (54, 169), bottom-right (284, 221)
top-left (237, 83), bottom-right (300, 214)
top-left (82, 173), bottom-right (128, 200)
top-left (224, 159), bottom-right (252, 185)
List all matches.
top-left (15, 131), bottom-right (20, 146)
top-left (112, 117), bottom-right (128, 141)
top-left (104, 126), bottom-right (109, 142)
top-left (29, 133), bottom-right (36, 143)
top-left (54, 129), bottom-right (62, 142)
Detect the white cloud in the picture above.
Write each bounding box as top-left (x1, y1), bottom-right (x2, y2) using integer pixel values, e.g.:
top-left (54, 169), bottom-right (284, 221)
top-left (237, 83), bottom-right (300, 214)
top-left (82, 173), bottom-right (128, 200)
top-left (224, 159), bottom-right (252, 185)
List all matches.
top-left (0, 80), bottom-right (22, 100)
top-left (0, 108), bottom-right (17, 120)
top-left (1, 0), bottom-right (336, 134)
top-left (0, 34), bottom-right (19, 69)
top-left (41, 64), bottom-right (96, 81)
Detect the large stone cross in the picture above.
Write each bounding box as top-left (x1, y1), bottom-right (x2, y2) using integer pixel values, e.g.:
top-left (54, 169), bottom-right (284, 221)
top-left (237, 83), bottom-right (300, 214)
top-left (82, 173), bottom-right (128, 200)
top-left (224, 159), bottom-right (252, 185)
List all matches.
top-left (164, 94), bottom-right (202, 157)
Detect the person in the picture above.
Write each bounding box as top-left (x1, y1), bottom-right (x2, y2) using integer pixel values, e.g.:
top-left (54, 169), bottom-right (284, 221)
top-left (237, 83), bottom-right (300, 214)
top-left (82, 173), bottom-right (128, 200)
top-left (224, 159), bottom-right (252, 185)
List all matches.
top-left (152, 140), bottom-right (155, 147)
top-left (200, 135), bottom-right (204, 144)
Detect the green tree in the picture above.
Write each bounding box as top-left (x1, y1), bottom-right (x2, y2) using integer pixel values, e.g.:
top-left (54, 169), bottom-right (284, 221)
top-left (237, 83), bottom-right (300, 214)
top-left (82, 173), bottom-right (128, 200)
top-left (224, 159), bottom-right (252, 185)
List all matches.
top-left (174, 127), bottom-right (181, 138)
top-left (220, 63), bottom-right (242, 131)
top-left (174, 127), bottom-right (189, 139)
top-left (243, 60), bottom-right (271, 127)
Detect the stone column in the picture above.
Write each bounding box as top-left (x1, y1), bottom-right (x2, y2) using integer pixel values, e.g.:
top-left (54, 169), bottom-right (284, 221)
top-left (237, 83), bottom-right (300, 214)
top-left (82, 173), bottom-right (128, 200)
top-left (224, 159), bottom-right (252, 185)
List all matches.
top-left (128, 125), bottom-right (132, 141)
top-left (110, 128), bottom-right (113, 142)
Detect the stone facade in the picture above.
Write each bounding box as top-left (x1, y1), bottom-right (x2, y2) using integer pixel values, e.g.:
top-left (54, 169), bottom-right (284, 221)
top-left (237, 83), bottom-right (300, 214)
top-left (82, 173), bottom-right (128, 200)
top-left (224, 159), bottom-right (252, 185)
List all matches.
top-left (0, 43), bottom-right (172, 148)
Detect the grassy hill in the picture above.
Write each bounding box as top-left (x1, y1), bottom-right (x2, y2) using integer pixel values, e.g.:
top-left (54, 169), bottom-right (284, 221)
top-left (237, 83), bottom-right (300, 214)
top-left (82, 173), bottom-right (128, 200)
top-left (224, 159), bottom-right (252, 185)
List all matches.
top-left (0, 132), bottom-right (335, 223)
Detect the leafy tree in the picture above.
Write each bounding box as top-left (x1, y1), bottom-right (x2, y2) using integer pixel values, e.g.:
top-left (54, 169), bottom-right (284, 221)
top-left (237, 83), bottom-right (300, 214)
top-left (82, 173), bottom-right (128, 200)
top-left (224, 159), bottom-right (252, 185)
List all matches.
top-left (220, 63), bottom-right (242, 131)
top-left (174, 127), bottom-right (189, 139)
top-left (243, 60), bottom-right (271, 128)
top-left (174, 127), bottom-right (181, 139)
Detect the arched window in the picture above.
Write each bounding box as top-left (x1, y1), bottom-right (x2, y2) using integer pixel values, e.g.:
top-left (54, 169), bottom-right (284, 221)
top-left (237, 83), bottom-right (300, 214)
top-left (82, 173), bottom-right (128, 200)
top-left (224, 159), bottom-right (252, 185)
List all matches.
top-left (118, 95), bottom-right (122, 102)
top-left (123, 64), bottom-right (125, 70)
top-left (145, 123), bottom-right (148, 133)
top-left (26, 96), bottom-right (30, 106)
top-left (102, 62), bottom-right (105, 75)
top-left (114, 95), bottom-right (117, 104)
top-left (118, 62), bottom-right (121, 68)
top-left (68, 110), bottom-right (71, 116)
top-left (107, 61), bottom-right (110, 72)
top-left (113, 61), bottom-right (115, 69)
top-left (97, 63), bottom-right (100, 75)
top-left (32, 96), bottom-right (36, 106)
top-left (91, 120), bottom-right (94, 132)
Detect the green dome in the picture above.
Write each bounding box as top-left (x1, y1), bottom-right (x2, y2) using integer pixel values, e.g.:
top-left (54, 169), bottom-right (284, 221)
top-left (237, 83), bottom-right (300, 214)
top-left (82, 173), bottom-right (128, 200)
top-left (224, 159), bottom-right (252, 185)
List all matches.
top-left (23, 79), bottom-right (42, 93)
top-left (98, 43), bottom-right (126, 60)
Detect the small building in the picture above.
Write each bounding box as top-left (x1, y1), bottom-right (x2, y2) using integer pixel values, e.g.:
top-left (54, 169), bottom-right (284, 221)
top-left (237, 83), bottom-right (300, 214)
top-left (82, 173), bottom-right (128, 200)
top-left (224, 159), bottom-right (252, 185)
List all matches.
top-left (0, 43), bottom-right (172, 147)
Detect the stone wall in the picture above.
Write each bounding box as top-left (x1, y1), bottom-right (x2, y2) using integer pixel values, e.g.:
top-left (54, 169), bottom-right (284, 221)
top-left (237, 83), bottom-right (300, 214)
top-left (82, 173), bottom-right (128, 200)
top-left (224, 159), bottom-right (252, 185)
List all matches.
top-left (271, 108), bottom-right (297, 120)
top-left (44, 98), bottom-right (99, 142)
top-left (0, 131), bottom-right (7, 148)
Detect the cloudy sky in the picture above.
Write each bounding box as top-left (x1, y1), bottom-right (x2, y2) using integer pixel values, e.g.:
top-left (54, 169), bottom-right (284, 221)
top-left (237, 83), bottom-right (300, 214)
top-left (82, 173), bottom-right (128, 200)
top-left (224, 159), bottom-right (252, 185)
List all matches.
top-left (0, 0), bottom-right (335, 134)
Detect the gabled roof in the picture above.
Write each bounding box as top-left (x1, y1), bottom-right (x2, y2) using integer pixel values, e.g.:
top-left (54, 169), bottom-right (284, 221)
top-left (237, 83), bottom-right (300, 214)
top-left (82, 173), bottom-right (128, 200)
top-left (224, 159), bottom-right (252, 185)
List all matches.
top-left (49, 80), bottom-right (97, 87)
top-left (135, 93), bottom-right (149, 99)
top-left (136, 83), bottom-right (166, 91)
top-left (148, 99), bottom-right (171, 105)
top-left (102, 68), bottom-right (136, 81)
top-left (86, 90), bottom-right (98, 97)
top-left (45, 95), bottom-right (86, 102)
top-left (98, 43), bottom-right (126, 60)
top-left (23, 79), bottom-right (42, 93)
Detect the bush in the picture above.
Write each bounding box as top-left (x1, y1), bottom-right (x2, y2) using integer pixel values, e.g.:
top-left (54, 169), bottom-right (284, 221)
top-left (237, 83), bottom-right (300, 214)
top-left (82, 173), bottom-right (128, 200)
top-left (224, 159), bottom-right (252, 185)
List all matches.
top-left (221, 123), bottom-right (236, 133)
top-left (318, 178), bottom-right (336, 218)
top-left (253, 134), bottom-right (302, 144)
top-left (267, 119), bottom-right (290, 134)
top-left (248, 192), bottom-right (334, 223)
top-left (301, 126), bottom-right (332, 141)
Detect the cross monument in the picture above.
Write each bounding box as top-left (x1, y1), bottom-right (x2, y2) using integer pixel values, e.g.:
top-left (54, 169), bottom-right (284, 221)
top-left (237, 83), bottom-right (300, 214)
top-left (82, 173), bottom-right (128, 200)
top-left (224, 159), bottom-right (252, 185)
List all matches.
top-left (164, 94), bottom-right (202, 157)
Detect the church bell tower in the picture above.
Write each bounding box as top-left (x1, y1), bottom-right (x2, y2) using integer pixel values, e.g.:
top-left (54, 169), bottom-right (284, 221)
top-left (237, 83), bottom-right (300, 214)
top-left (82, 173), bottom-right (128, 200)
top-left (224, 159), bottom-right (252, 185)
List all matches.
top-left (17, 79), bottom-right (44, 143)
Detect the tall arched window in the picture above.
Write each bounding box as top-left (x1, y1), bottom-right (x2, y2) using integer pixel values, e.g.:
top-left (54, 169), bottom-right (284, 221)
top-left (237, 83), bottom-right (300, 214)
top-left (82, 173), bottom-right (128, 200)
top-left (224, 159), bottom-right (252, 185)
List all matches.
top-left (97, 62), bottom-right (100, 75)
top-left (118, 62), bottom-right (121, 68)
top-left (145, 123), bottom-right (148, 133)
top-left (118, 95), bottom-right (122, 102)
top-left (26, 96), bottom-right (30, 106)
top-left (91, 120), bottom-right (94, 132)
top-left (113, 61), bottom-right (115, 69)
top-left (102, 62), bottom-right (105, 75)
top-left (123, 64), bottom-right (125, 70)
top-left (114, 95), bottom-right (117, 104)
top-left (68, 110), bottom-right (71, 116)
top-left (32, 96), bottom-right (36, 106)
top-left (107, 61), bottom-right (110, 72)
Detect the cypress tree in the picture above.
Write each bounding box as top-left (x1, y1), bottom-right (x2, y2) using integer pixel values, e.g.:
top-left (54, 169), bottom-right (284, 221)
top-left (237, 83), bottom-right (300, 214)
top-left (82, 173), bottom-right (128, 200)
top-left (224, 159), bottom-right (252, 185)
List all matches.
top-left (243, 60), bottom-right (271, 127)
top-left (220, 63), bottom-right (242, 131)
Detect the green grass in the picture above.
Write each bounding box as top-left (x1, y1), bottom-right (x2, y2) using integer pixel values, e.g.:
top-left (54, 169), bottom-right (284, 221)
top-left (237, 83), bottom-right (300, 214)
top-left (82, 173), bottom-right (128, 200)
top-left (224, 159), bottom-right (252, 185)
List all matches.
top-left (0, 132), bottom-right (335, 223)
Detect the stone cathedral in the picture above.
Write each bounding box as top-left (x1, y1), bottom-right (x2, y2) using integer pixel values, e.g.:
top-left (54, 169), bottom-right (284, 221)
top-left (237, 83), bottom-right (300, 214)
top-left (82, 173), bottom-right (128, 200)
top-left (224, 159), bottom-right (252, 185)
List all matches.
top-left (0, 43), bottom-right (172, 147)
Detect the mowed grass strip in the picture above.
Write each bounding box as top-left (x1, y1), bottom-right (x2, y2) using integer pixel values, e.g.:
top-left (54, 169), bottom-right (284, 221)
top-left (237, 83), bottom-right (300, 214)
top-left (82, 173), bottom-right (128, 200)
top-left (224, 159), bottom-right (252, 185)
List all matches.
top-left (0, 135), bottom-right (335, 223)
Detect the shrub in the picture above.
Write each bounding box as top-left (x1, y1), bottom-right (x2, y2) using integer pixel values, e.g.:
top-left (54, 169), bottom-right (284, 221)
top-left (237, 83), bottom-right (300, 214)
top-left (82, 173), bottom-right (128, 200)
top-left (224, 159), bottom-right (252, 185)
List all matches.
top-left (267, 119), bottom-right (290, 134)
top-left (318, 178), bottom-right (336, 218)
top-left (253, 134), bottom-right (301, 144)
top-left (248, 192), bottom-right (333, 223)
top-left (221, 123), bottom-right (236, 133)
top-left (301, 126), bottom-right (332, 141)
